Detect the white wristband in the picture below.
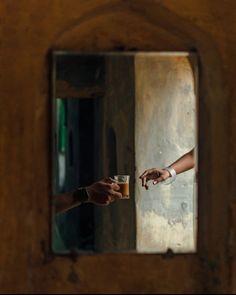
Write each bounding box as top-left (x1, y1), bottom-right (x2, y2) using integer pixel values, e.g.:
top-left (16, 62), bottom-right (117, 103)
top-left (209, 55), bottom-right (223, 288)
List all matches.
top-left (163, 167), bottom-right (177, 185)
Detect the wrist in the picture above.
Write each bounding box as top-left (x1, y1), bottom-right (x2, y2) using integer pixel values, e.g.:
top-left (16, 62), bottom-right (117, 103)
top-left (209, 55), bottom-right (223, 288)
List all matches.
top-left (162, 166), bottom-right (177, 184)
top-left (72, 187), bottom-right (89, 204)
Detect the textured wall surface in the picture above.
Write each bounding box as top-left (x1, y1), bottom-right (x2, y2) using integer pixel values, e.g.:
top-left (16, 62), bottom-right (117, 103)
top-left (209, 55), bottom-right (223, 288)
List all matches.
top-left (0, 0), bottom-right (235, 293)
top-left (135, 54), bottom-right (196, 253)
top-left (94, 54), bottom-right (136, 253)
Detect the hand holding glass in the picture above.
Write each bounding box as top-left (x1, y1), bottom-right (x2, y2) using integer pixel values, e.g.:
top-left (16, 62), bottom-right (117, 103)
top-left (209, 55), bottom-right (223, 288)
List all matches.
top-left (114, 175), bottom-right (130, 199)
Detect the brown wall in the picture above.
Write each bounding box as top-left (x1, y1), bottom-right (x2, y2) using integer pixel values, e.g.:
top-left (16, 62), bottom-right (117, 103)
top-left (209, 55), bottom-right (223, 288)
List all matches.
top-left (0, 0), bottom-right (235, 293)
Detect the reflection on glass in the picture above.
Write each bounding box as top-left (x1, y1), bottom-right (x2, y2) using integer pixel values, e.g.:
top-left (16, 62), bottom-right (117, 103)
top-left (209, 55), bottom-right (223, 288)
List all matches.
top-left (51, 51), bottom-right (198, 254)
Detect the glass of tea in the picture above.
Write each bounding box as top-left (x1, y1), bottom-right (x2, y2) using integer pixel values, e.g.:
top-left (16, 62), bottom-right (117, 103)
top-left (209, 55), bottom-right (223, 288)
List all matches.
top-left (114, 175), bottom-right (130, 199)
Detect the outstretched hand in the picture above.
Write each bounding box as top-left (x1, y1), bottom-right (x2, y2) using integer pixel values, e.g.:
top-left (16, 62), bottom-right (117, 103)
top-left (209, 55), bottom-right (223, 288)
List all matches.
top-left (139, 168), bottom-right (170, 190)
top-left (86, 177), bottom-right (122, 205)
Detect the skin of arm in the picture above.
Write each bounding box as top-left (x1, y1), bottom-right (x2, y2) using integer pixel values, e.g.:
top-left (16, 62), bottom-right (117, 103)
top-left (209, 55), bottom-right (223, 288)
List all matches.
top-left (139, 148), bottom-right (195, 189)
top-left (54, 178), bottom-right (122, 214)
top-left (169, 149), bottom-right (194, 175)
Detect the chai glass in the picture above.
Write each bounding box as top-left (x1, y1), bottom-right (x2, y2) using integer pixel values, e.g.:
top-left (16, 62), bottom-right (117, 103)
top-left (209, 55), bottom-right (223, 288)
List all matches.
top-left (114, 175), bottom-right (130, 199)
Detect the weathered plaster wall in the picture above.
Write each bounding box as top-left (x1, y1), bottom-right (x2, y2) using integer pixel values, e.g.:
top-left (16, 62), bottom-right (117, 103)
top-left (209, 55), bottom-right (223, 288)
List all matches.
top-left (0, 0), bottom-right (235, 293)
top-left (135, 54), bottom-right (196, 253)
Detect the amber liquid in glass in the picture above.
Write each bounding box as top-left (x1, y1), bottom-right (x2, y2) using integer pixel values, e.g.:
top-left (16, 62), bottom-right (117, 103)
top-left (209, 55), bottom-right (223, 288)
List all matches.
top-left (118, 182), bottom-right (129, 198)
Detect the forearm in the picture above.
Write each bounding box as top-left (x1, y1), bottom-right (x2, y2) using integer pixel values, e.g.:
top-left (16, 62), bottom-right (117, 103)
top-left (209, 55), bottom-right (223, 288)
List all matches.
top-left (54, 188), bottom-right (88, 214)
top-left (168, 149), bottom-right (194, 175)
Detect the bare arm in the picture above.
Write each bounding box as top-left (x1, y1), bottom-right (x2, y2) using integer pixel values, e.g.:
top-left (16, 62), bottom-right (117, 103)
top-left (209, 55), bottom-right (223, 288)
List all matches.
top-left (54, 189), bottom-right (86, 214)
top-left (54, 178), bottom-right (122, 214)
top-left (169, 149), bottom-right (194, 174)
top-left (139, 148), bottom-right (195, 189)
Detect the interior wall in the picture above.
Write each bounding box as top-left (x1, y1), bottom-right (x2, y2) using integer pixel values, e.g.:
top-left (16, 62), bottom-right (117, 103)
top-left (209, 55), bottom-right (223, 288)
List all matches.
top-left (0, 0), bottom-right (235, 293)
top-left (135, 54), bottom-right (196, 253)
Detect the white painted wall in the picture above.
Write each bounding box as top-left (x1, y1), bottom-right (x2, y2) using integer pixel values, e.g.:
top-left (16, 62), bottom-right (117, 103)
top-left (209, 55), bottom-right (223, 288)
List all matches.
top-left (135, 53), bottom-right (197, 253)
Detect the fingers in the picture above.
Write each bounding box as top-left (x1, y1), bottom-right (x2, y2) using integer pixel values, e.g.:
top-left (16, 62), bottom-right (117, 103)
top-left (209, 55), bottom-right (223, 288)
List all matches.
top-left (107, 195), bottom-right (115, 203)
top-left (107, 186), bottom-right (122, 199)
top-left (101, 181), bottom-right (122, 202)
top-left (141, 176), bottom-right (145, 187)
top-left (141, 175), bottom-right (153, 189)
top-left (102, 182), bottom-right (120, 193)
top-left (143, 176), bottom-right (149, 188)
top-left (111, 182), bottom-right (120, 191)
top-left (139, 168), bottom-right (156, 179)
top-left (139, 168), bottom-right (167, 188)
top-left (103, 192), bottom-right (122, 206)
top-left (153, 172), bottom-right (166, 184)
top-left (156, 175), bottom-right (167, 183)
top-left (153, 179), bottom-right (162, 185)
top-left (139, 171), bottom-right (149, 188)
top-left (111, 191), bottom-right (123, 199)
top-left (104, 177), bottom-right (118, 184)
top-left (96, 195), bottom-right (115, 206)
top-left (139, 170), bottom-right (148, 179)
top-left (91, 166), bottom-right (168, 205)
